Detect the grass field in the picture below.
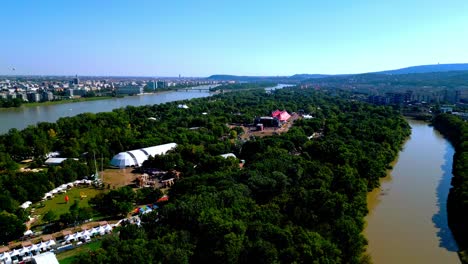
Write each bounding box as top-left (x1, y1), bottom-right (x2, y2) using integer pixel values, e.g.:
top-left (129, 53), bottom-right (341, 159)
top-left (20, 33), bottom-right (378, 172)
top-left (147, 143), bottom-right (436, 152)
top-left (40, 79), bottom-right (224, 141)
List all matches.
top-left (57, 240), bottom-right (102, 264)
top-left (32, 186), bottom-right (106, 225)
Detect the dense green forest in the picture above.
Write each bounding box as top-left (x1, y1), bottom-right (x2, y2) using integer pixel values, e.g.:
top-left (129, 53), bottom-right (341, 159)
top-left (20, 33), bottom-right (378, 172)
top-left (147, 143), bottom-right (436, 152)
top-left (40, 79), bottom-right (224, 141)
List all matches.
top-left (0, 88), bottom-right (410, 263)
top-left (433, 114), bottom-right (468, 263)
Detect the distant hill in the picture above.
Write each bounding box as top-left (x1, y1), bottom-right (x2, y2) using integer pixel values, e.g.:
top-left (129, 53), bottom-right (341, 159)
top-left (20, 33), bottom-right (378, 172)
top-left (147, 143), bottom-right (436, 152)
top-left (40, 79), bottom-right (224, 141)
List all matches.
top-left (207, 74), bottom-right (329, 82)
top-left (207, 63), bottom-right (468, 82)
top-left (288, 74), bottom-right (330, 80)
top-left (376, 63), bottom-right (468, 75)
top-left (207, 75), bottom-right (288, 82)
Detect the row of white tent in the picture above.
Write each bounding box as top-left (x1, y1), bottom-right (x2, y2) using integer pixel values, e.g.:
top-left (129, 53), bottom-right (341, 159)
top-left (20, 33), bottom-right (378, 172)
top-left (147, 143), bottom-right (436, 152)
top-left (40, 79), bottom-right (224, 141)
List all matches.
top-left (65, 224), bottom-right (114, 242)
top-left (0, 240), bottom-right (56, 260)
top-left (42, 180), bottom-right (94, 200)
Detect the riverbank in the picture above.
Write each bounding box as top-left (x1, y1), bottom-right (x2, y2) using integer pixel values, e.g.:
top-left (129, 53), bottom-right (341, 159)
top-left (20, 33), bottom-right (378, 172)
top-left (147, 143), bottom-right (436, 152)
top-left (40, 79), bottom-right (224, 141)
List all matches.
top-left (365, 119), bottom-right (460, 264)
top-left (433, 114), bottom-right (468, 264)
top-left (24, 96), bottom-right (114, 107)
top-left (0, 90), bottom-right (212, 134)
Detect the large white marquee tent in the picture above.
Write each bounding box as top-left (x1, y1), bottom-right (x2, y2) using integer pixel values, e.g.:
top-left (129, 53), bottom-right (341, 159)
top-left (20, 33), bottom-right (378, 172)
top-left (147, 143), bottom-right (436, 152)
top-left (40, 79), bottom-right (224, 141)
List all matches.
top-left (110, 143), bottom-right (177, 168)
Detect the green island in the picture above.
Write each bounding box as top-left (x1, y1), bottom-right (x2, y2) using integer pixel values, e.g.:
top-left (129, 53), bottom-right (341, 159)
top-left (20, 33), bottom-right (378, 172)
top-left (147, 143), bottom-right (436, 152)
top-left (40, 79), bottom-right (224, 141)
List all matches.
top-left (433, 114), bottom-right (468, 263)
top-left (0, 87), bottom-right (411, 263)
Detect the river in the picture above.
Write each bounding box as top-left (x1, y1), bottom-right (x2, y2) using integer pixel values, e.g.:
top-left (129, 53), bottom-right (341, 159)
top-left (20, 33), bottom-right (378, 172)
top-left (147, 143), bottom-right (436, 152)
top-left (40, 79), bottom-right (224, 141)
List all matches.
top-left (0, 90), bottom-right (211, 134)
top-left (0, 84), bottom-right (291, 134)
top-left (365, 119), bottom-right (460, 263)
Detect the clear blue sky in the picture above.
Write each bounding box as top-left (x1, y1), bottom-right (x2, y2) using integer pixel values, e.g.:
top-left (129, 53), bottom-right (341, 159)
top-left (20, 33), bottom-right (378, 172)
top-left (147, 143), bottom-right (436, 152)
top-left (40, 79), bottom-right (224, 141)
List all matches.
top-left (1, 0), bottom-right (468, 76)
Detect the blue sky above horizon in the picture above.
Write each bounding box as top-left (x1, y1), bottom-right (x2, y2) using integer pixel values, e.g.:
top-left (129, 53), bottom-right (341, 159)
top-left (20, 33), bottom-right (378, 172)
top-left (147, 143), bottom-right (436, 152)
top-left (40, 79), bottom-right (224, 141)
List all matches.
top-left (1, 0), bottom-right (468, 76)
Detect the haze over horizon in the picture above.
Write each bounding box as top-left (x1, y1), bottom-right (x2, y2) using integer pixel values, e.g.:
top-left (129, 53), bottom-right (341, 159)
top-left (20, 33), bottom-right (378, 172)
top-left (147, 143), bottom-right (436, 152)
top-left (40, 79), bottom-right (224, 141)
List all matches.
top-left (2, 0), bottom-right (468, 77)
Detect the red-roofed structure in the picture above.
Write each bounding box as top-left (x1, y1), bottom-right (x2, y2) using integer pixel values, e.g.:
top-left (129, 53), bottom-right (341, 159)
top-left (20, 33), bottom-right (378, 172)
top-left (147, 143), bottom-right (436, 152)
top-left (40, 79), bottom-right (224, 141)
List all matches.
top-left (272, 110), bottom-right (291, 121)
top-left (157, 195), bottom-right (169, 203)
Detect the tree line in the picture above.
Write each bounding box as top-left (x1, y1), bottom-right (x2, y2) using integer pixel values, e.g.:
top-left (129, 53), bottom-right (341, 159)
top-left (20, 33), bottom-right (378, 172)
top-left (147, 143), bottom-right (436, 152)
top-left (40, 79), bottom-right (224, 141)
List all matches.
top-left (432, 114), bottom-right (468, 263)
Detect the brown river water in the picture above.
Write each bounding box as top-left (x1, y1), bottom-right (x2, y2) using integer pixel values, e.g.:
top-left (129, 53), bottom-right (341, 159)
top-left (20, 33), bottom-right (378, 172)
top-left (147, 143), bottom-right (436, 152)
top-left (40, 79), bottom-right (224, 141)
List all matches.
top-left (365, 119), bottom-right (460, 263)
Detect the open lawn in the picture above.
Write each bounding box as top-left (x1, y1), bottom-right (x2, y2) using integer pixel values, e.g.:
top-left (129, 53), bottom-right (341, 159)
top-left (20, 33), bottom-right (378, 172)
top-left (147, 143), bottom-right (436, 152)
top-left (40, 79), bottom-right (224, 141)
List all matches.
top-left (57, 240), bottom-right (102, 264)
top-left (32, 186), bottom-right (106, 226)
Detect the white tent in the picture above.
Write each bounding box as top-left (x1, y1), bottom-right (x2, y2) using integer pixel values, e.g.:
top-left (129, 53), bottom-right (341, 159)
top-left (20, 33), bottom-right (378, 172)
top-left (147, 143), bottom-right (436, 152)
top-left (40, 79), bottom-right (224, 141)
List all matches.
top-left (24, 230), bottom-right (33, 236)
top-left (98, 226), bottom-right (106, 235)
top-left (46, 240), bottom-right (56, 247)
top-left (83, 230), bottom-right (91, 237)
top-left (32, 252), bottom-right (59, 264)
top-left (104, 224), bottom-right (113, 233)
top-left (20, 201), bottom-right (32, 209)
top-left (90, 227), bottom-right (99, 235)
top-left (0, 251), bottom-right (10, 261)
top-left (50, 189), bottom-right (59, 194)
top-left (74, 180), bottom-right (83, 185)
top-left (28, 244), bottom-right (38, 253)
top-left (220, 153), bottom-right (237, 159)
top-left (65, 234), bottom-right (75, 242)
top-left (75, 232), bottom-right (83, 239)
top-left (38, 242), bottom-right (47, 251)
top-left (19, 247), bottom-right (30, 256)
top-left (10, 249), bottom-right (20, 257)
top-left (110, 143), bottom-right (177, 168)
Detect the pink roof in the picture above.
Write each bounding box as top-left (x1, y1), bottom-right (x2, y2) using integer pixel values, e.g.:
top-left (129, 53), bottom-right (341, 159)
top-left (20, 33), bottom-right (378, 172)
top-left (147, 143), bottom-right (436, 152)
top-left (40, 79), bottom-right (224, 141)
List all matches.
top-left (272, 110), bottom-right (291, 121)
top-left (271, 110), bottom-right (282, 117)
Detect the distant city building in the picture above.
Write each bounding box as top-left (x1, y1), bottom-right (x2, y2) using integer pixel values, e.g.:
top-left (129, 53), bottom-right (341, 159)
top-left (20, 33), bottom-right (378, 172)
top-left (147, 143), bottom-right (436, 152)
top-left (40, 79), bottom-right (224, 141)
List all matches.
top-left (440, 106), bottom-right (453, 113)
top-left (66, 89), bottom-right (74, 97)
top-left (73, 75), bottom-right (80, 85)
top-left (147, 81), bottom-right (157, 90)
top-left (27, 92), bottom-right (41, 102)
top-left (41, 91), bottom-right (54, 101)
top-left (157, 81), bottom-right (167, 88)
top-left (16, 92), bottom-right (27, 101)
top-left (116, 85), bottom-right (143, 95)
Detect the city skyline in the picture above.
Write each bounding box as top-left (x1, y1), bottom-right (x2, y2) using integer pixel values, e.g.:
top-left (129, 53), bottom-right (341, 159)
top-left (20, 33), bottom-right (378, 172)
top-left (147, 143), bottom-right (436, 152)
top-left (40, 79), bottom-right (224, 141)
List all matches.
top-left (2, 0), bottom-right (468, 76)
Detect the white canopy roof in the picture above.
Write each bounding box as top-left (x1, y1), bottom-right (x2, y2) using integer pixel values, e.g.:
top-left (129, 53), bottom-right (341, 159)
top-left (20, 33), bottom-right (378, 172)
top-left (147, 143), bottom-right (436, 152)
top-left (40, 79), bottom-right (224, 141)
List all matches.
top-left (38, 242), bottom-right (47, 250)
top-left (65, 234), bottom-right (75, 241)
top-left (220, 153), bottom-right (237, 159)
top-left (0, 251), bottom-right (10, 260)
top-left (19, 247), bottom-right (30, 256)
top-left (110, 143), bottom-right (177, 168)
top-left (32, 252), bottom-right (59, 264)
top-left (29, 244), bottom-right (38, 252)
top-left (20, 201), bottom-right (32, 209)
top-left (90, 227), bottom-right (100, 234)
